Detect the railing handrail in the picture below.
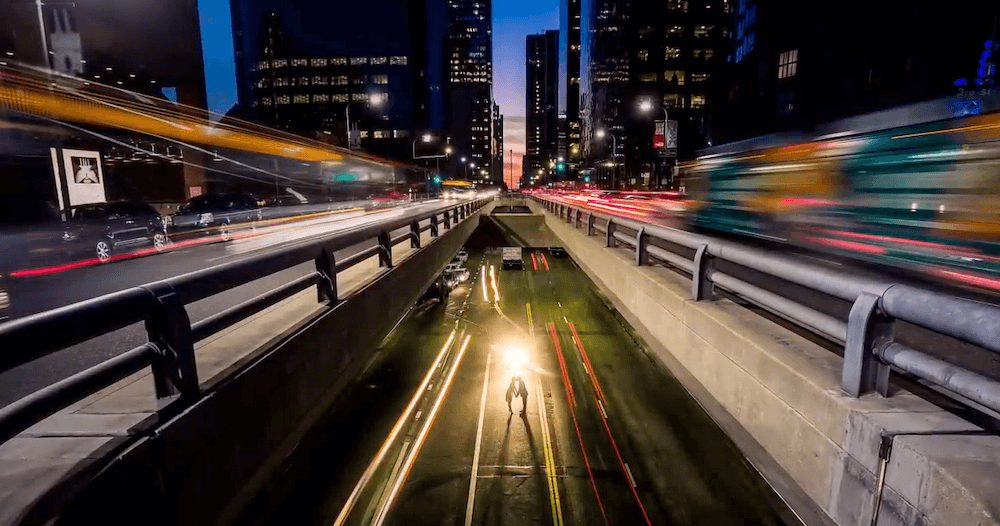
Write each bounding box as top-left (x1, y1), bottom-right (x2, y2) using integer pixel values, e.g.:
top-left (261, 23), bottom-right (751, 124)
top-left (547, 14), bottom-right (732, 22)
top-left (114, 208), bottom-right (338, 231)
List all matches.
top-left (533, 194), bottom-right (1000, 417)
top-left (0, 197), bottom-right (490, 444)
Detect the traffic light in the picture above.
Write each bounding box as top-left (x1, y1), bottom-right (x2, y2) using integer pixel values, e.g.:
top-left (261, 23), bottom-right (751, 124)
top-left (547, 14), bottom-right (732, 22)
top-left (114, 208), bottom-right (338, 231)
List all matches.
top-left (431, 174), bottom-right (442, 185)
top-left (583, 175), bottom-right (591, 182)
top-left (556, 162), bottom-right (566, 174)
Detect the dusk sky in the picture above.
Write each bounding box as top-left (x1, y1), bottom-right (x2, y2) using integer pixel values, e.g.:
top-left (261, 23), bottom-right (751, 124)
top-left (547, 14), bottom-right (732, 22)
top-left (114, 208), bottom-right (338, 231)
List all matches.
top-left (198, 0), bottom-right (559, 186)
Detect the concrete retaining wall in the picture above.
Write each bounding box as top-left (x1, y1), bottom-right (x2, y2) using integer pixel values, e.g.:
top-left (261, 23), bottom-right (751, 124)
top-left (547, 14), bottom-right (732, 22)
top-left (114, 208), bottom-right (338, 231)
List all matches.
top-left (529, 201), bottom-right (1000, 526)
top-left (33, 208), bottom-right (484, 526)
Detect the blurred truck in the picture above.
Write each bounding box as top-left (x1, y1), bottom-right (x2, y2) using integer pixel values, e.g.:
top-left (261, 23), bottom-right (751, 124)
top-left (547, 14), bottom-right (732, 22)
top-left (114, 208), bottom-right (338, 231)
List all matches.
top-left (501, 247), bottom-right (523, 270)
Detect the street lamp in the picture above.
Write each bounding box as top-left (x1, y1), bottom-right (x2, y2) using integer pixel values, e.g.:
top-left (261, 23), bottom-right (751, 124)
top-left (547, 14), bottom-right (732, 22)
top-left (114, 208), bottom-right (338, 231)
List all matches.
top-left (639, 98), bottom-right (670, 190)
top-left (596, 129), bottom-right (618, 189)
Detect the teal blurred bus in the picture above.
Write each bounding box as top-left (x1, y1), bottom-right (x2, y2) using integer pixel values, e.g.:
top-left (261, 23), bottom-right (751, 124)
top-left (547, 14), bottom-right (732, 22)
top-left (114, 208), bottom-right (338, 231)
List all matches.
top-left (683, 93), bottom-right (1000, 291)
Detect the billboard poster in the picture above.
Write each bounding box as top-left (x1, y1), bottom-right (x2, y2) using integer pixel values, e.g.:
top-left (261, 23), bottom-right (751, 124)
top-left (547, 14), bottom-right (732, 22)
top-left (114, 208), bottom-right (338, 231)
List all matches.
top-left (61, 149), bottom-right (107, 206)
top-left (654, 120), bottom-right (665, 149)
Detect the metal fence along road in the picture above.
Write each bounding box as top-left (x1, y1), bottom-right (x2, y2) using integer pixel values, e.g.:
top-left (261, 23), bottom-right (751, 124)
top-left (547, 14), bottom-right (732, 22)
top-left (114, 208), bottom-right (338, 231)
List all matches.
top-left (0, 198), bottom-right (490, 445)
top-left (533, 195), bottom-right (1000, 417)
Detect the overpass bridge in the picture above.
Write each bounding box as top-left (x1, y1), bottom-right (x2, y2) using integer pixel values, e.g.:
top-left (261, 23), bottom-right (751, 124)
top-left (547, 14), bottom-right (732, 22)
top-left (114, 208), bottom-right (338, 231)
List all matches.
top-left (1, 194), bottom-right (998, 526)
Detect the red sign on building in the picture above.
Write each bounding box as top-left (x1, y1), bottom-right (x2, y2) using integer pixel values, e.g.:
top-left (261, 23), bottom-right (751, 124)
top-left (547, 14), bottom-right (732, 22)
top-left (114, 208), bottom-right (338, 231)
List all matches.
top-left (653, 120), bottom-right (666, 149)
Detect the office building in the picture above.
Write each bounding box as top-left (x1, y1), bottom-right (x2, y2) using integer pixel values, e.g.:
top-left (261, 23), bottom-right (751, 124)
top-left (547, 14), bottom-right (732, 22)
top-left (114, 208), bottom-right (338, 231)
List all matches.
top-left (492, 102), bottom-right (504, 184)
top-left (231, 0), bottom-right (449, 163)
top-left (580, 0), bottom-right (727, 188)
top-left (445, 0), bottom-right (495, 180)
top-left (715, 0), bottom-right (1000, 142)
top-left (526, 30), bottom-right (560, 182)
top-left (562, 0), bottom-right (583, 167)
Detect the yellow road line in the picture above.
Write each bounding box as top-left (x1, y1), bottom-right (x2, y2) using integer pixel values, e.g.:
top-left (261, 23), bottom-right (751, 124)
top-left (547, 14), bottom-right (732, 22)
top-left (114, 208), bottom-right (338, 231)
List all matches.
top-left (534, 373), bottom-right (564, 526)
top-left (526, 303), bottom-right (534, 335)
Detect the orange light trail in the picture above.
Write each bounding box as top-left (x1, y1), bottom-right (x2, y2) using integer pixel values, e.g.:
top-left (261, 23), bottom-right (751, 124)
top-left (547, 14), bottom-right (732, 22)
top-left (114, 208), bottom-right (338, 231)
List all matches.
top-left (332, 330), bottom-right (457, 526)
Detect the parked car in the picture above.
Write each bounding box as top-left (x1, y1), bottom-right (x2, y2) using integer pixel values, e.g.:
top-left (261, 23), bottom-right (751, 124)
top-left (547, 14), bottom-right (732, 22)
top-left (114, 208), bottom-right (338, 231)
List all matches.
top-left (166, 193), bottom-right (264, 242)
top-left (454, 250), bottom-right (469, 264)
top-left (444, 262), bottom-right (470, 283)
top-left (548, 247), bottom-right (567, 257)
top-left (63, 201), bottom-right (169, 263)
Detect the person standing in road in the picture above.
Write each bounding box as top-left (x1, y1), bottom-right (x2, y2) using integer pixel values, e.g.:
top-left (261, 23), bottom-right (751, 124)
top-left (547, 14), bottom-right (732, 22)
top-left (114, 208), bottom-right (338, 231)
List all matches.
top-left (516, 376), bottom-right (528, 416)
top-left (506, 377), bottom-right (516, 413)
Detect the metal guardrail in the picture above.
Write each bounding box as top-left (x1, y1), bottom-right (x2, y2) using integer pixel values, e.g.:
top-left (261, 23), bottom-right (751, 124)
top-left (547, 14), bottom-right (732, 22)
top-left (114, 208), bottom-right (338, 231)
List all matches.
top-left (0, 198), bottom-right (490, 444)
top-left (533, 195), bottom-right (1000, 415)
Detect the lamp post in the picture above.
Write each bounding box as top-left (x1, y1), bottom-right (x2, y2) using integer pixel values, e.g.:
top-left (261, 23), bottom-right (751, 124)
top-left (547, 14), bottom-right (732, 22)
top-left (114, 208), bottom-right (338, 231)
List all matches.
top-left (640, 99), bottom-right (670, 190)
top-left (596, 129), bottom-right (618, 190)
top-left (345, 95), bottom-right (385, 150)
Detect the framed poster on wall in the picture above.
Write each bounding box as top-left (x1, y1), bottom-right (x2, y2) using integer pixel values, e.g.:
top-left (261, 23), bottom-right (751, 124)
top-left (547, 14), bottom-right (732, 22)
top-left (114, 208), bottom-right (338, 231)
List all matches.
top-left (61, 149), bottom-right (107, 206)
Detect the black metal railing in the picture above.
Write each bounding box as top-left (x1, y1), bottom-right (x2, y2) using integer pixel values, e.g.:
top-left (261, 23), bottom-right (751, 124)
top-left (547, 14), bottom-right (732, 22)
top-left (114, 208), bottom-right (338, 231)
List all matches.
top-left (0, 198), bottom-right (490, 444)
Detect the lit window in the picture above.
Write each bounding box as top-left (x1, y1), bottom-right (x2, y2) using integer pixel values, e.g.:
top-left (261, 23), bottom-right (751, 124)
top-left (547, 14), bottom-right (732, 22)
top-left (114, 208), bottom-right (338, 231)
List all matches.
top-left (390, 56), bottom-right (408, 65)
top-left (353, 75), bottom-right (368, 85)
top-left (373, 130), bottom-right (386, 139)
top-left (667, 25), bottom-right (684, 36)
top-left (638, 50), bottom-right (649, 61)
top-left (373, 74), bottom-right (389, 85)
top-left (778, 49), bottom-right (798, 78)
top-left (350, 57), bottom-right (368, 65)
top-left (691, 94), bottom-right (707, 107)
top-left (256, 78), bottom-right (270, 88)
top-left (692, 72), bottom-right (710, 82)
top-left (259, 97), bottom-right (273, 106)
top-left (291, 58), bottom-right (308, 67)
top-left (274, 77), bottom-right (289, 87)
top-left (663, 93), bottom-right (685, 108)
top-left (297, 76), bottom-right (310, 86)
top-left (371, 56), bottom-right (387, 65)
top-left (664, 70), bottom-right (686, 86)
top-left (360, 130), bottom-right (369, 138)
top-left (639, 72), bottom-right (657, 82)
top-left (294, 94), bottom-right (309, 104)
top-left (331, 57), bottom-right (347, 66)
top-left (352, 93), bottom-right (369, 102)
top-left (694, 25), bottom-right (714, 38)
top-left (276, 94), bottom-right (290, 105)
top-left (665, 47), bottom-right (681, 60)
top-left (695, 48), bottom-right (714, 60)
top-left (393, 129), bottom-right (408, 138)
top-left (666, 0), bottom-right (688, 11)
top-left (273, 59), bottom-right (287, 68)
top-left (332, 75), bottom-right (348, 85)
top-left (313, 76), bottom-right (328, 85)
top-left (257, 60), bottom-right (270, 70)
top-left (332, 94), bottom-right (349, 102)
top-left (311, 58), bottom-right (328, 67)
top-left (313, 94), bottom-right (329, 103)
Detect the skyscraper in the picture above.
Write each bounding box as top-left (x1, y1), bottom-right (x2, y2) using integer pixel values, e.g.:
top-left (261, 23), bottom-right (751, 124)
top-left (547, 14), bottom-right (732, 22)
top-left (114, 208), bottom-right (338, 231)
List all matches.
top-left (562, 0), bottom-right (582, 167)
top-left (492, 102), bottom-right (504, 184)
top-left (446, 0), bottom-right (494, 180)
top-left (526, 30), bottom-right (560, 182)
top-left (230, 0), bottom-right (448, 162)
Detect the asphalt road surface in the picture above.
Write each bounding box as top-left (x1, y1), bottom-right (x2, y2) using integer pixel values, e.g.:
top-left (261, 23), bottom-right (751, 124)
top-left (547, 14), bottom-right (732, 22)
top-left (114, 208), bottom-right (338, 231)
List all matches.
top-left (0, 199), bottom-right (460, 407)
top-left (234, 247), bottom-right (800, 526)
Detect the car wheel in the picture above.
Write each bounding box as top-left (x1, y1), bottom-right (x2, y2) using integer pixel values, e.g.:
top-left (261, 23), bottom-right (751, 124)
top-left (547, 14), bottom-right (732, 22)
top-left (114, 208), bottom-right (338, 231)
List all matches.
top-left (153, 232), bottom-right (169, 251)
top-left (95, 240), bottom-right (112, 263)
top-left (220, 222), bottom-right (232, 242)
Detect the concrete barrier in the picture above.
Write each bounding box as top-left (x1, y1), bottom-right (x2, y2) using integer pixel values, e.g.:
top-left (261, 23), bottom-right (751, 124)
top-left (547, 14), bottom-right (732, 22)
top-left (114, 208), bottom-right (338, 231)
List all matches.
top-left (527, 201), bottom-right (1000, 526)
top-left (2, 207), bottom-right (485, 526)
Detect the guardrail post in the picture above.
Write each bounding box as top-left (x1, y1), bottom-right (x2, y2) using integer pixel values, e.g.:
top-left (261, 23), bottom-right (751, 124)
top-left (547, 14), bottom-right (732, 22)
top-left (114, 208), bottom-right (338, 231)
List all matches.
top-left (443, 210), bottom-right (452, 229)
top-left (455, 208), bottom-right (461, 222)
top-left (587, 213), bottom-right (596, 236)
top-left (410, 220), bottom-right (421, 248)
top-left (566, 207), bottom-right (574, 224)
top-left (575, 210), bottom-right (582, 228)
top-left (142, 284), bottom-right (199, 403)
top-left (606, 219), bottom-right (617, 247)
top-left (314, 247), bottom-right (337, 303)
top-left (378, 230), bottom-right (393, 268)
top-left (692, 244), bottom-right (714, 301)
top-left (430, 214), bottom-right (439, 237)
top-left (842, 293), bottom-right (892, 397)
top-left (635, 227), bottom-right (649, 266)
